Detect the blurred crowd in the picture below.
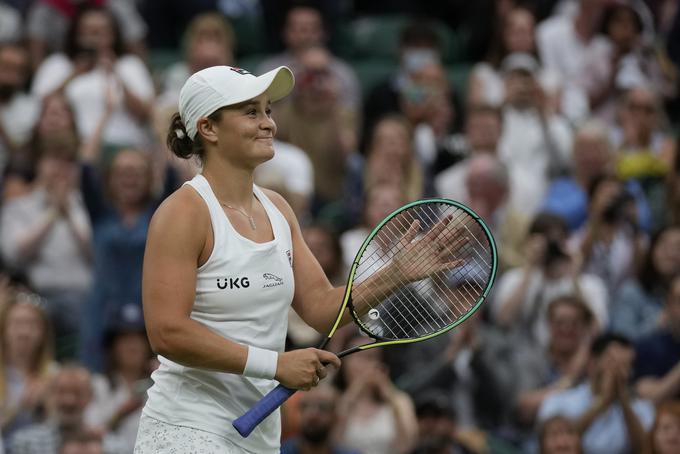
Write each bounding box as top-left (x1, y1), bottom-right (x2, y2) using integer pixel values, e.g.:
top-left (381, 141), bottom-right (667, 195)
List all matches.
top-left (0, 0), bottom-right (679, 453)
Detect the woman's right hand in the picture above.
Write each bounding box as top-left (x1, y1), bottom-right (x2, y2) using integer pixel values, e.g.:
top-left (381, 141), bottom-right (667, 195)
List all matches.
top-left (275, 348), bottom-right (341, 390)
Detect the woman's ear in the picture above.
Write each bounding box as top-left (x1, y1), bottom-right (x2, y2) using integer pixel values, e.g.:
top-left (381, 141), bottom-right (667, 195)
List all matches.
top-left (196, 117), bottom-right (218, 145)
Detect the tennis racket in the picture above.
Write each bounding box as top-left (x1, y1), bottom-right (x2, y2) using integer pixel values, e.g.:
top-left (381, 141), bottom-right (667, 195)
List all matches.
top-left (233, 198), bottom-right (497, 437)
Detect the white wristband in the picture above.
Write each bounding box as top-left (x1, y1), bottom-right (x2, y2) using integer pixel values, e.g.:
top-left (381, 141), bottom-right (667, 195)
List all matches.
top-left (243, 346), bottom-right (278, 380)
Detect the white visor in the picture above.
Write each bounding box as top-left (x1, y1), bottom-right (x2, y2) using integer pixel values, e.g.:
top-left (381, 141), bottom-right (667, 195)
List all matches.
top-left (178, 65), bottom-right (295, 140)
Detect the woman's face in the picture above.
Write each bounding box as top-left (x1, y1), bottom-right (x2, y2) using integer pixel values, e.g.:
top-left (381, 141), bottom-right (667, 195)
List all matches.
top-left (3, 303), bottom-right (44, 360)
top-left (607, 7), bottom-right (640, 52)
top-left (38, 95), bottom-right (75, 136)
top-left (364, 185), bottom-right (404, 228)
top-left (542, 419), bottom-right (581, 454)
top-left (653, 228), bottom-right (680, 278)
top-left (109, 151), bottom-right (151, 207)
top-left (504, 9), bottom-right (535, 54)
top-left (77, 10), bottom-right (115, 53)
top-left (112, 332), bottom-right (149, 374)
top-left (654, 412), bottom-right (680, 454)
top-left (207, 93), bottom-right (276, 167)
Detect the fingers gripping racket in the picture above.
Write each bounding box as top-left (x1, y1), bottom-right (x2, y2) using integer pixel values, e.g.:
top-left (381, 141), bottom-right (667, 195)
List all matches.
top-left (233, 198), bottom-right (497, 437)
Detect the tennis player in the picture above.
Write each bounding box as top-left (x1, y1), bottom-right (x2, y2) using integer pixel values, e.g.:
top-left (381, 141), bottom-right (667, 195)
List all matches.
top-left (134, 65), bottom-right (450, 453)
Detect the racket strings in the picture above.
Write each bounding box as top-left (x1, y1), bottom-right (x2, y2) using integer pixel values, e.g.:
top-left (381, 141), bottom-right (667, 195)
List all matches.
top-left (351, 203), bottom-right (494, 340)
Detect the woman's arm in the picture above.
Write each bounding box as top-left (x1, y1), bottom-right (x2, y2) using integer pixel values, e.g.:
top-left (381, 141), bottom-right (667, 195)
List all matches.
top-left (143, 188), bottom-right (338, 388)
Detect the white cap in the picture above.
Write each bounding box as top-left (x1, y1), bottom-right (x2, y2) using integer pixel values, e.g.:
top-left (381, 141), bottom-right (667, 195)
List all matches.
top-left (178, 65), bottom-right (295, 140)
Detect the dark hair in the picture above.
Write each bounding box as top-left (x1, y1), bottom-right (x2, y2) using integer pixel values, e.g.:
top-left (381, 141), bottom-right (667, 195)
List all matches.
top-left (528, 212), bottom-right (569, 238)
top-left (64, 6), bottom-right (124, 59)
top-left (590, 332), bottom-right (631, 357)
top-left (547, 294), bottom-right (594, 325)
top-left (166, 111), bottom-right (223, 161)
top-left (601, 3), bottom-right (644, 37)
top-left (638, 225), bottom-right (680, 294)
top-left (399, 19), bottom-right (441, 50)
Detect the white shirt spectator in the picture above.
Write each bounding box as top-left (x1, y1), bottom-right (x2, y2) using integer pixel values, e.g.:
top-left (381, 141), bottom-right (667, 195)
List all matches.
top-left (32, 54), bottom-right (154, 147)
top-left (497, 108), bottom-right (573, 217)
top-left (491, 268), bottom-right (608, 347)
top-left (254, 140), bottom-right (314, 200)
top-left (538, 382), bottom-right (655, 454)
top-left (0, 93), bottom-right (40, 172)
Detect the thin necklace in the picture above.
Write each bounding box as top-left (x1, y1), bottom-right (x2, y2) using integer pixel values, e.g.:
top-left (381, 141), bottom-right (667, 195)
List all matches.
top-left (219, 202), bottom-right (257, 230)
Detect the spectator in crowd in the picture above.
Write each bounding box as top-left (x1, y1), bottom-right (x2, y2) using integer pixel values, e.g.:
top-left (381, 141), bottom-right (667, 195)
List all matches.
top-left (340, 183), bottom-right (405, 271)
top-left (611, 86), bottom-right (676, 230)
top-left (258, 5), bottom-right (361, 113)
top-left (538, 415), bottom-right (582, 454)
top-left (633, 273), bottom-right (680, 404)
top-left (59, 430), bottom-right (104, 454)
top-left (8, 364), bottom-right (124, 454)
top-left (647, 400), bottom-right (680, 454)
top-left (280, 385), bottom-right (361, 454)
top-left (584, 0), bottom-right (666, 123)
top-left (26, 0), bottom-right (147, 71)
top-left (86, 306), bottom-right (152, 453)
top-left (392, 307), bottom-right (515, 433)
top-left (491, 212), bottom-right (608, 346)
top-left (0, 146), bottom-right (92, 354)
top-left (3, 93), bottom-right (80, 202)
top-left (537, 333), bottom-right (655, 454)
top-left (666, 140), bottom-right (680, 227)
top-left (78, 143), bottom-right (179, 370)
top-left (255, 139), bottom-right (315, 220)
top-left (275, 45), bottom-right (358, 214)
top-left (0, 292), bottom-right (55, 446)
top-left (497, 52), bottom-right (573, 217)
top-left (611, 225), bottom-right (680, 340)
top-left (157, 12), bottom-right (235, 112)
top-left (435, 104), bottom-right (503, 202)
top-left (569, 174), bottom-right (645, 296)
top-left (468, 7), bottom-right (537, 109)
top-left (0, 43), bottom-right (40, 175)
top-left (513, 295), bottom-right (596, 430)
top-left (398, 61), bottom-right (456, 179)
top-left (463, 152), bottom-right (529, 271)
top-left (363, 19), bottom-right (442, 139)
top-left (335, 334), bottom-right (418, 454)
top-left (410, 392), bottom-right (479, 454)
top-left (541, 120), bottom-right (651, 232)
top-left (363, 115), bottom-right (423, 203)
top-left (536, 0), bottom-right (611, 116)
top-left (31, 6), bottom-right (155, 148)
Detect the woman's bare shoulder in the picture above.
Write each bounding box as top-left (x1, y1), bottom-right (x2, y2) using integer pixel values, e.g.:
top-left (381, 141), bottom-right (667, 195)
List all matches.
top-left (149, 185), bottom-right (210, 243)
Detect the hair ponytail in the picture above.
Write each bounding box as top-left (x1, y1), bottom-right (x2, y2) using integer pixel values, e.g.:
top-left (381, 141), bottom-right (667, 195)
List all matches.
top-left (166, 113), bottom-right (196, 159)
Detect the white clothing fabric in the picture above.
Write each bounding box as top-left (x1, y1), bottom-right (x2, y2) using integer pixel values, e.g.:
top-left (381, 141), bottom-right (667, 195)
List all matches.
top-left (0, 189), bottom-right (93, 295)
top-left (470, 63), bottom-right (505, 107)
top-left (254, 140), bottom-right (314, 197)
top-left (87, 375), bottom-right (144, 454)
top-left (498, 108), bottom-right (573, 217)
top-left (491, 268), bottom-right (608, 346)
top-left (31, 53), bottom-right (155, 147)
top-left (142, 175), bottom-right (294, 454)
top-left (134, 414), bottom-right (238, 454)
top-left (0, 4), bottom-right (21, 43)
top-left (538, 383), bottom-right (655, 454)
top-left (0, 93), bottom-right (40, 172)
top-left (340, 227), bottom-right (370, 270)
top-left (341, 405), bottom-right (398, 454)
top-left (434, 160), bottom-right (470, 202)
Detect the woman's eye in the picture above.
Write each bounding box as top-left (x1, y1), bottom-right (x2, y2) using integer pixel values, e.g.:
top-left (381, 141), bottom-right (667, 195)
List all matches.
top-left (247, 109), bottom-right (257, 116)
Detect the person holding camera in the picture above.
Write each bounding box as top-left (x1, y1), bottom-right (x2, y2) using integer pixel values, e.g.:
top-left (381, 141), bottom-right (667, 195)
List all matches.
top-left (490, 213), bottom-right (608, 347)
top-left (570, 174), bottom-right (647, 298)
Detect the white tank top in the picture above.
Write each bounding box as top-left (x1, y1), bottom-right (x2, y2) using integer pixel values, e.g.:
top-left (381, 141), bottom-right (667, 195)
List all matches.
top-left (143, 174), bottom-right (295, 453)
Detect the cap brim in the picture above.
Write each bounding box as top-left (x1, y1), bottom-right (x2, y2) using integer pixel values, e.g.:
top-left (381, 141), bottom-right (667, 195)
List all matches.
top-left (256, 66), bottom-right (295, 103)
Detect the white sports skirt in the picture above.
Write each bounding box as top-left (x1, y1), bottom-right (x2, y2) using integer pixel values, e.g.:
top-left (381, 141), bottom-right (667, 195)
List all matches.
top-left (134, 414), bottom-right (238, 453)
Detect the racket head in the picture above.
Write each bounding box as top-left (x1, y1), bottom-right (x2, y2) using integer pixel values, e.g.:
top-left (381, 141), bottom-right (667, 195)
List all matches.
top-left (340, 198), bottom-right (497, 348)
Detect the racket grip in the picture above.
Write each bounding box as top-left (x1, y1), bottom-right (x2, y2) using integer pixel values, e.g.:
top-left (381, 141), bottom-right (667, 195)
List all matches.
top-left (233, 384), bottom-right (296, 437)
